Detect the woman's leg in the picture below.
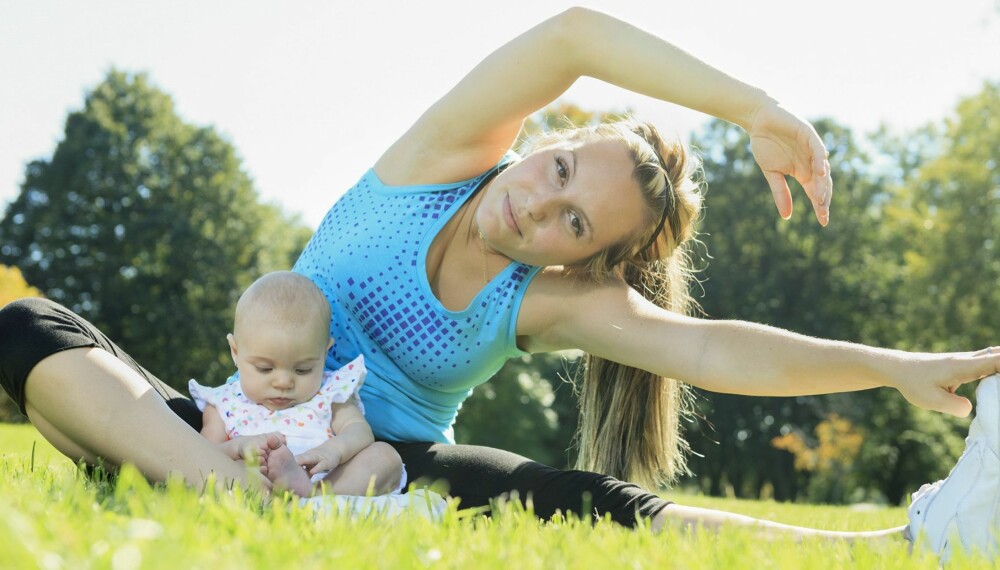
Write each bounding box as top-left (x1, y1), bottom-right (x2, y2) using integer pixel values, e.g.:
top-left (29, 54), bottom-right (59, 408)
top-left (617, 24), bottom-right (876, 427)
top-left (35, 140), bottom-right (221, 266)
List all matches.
top-left (388, 440), bottom-right (906, 540)
top-left (654, 504), bottom-right (906, 540)
top-left (388, 441), bottom-right (669, 526)
top-left (23, 347), bottom-right (258, 488)
top-left (0, 299), bottom-right (262, 490)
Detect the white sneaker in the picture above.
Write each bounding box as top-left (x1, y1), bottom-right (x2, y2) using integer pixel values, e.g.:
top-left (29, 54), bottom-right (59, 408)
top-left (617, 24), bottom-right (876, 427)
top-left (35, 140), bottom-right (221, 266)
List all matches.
top-left (907, 373), bottom-right (1000, 561)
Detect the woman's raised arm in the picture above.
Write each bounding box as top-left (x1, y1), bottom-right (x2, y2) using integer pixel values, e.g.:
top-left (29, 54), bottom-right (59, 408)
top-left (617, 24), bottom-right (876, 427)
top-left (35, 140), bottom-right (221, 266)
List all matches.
top-left (377, 7), bottom-right (831, 223)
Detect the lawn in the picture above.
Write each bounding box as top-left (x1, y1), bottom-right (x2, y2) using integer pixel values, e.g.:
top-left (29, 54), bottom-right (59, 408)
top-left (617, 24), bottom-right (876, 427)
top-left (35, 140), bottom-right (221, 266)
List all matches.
top-left (0, 423), bottom-right (984, 569)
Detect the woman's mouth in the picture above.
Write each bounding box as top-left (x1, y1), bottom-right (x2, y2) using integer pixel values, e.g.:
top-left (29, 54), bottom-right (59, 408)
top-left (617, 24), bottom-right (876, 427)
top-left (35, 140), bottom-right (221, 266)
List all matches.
top-left (504, 193), bottom-right (522, 237)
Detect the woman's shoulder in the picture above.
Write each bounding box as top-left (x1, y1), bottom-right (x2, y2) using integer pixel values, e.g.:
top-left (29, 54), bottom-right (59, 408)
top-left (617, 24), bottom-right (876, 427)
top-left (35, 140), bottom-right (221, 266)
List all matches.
top-left (516, 268), bottom-right (633, 351)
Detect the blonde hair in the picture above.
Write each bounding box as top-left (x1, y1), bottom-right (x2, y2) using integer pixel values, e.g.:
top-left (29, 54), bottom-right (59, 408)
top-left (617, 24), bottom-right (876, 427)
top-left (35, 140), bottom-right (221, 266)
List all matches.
top-left (523, 119), bottom-right (704, 490)
top-left (234, 271), bottom-right (332, 346)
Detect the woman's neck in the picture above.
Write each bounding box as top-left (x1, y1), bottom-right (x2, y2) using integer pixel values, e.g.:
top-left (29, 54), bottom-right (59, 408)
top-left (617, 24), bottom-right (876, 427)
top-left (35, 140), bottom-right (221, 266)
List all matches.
top-left (425, 186), bottom-right (509, 311)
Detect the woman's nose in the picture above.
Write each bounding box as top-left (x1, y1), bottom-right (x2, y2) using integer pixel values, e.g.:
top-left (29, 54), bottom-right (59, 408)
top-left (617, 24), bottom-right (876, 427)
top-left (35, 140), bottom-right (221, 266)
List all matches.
top-left (526, 192), bottom-right (557, 222)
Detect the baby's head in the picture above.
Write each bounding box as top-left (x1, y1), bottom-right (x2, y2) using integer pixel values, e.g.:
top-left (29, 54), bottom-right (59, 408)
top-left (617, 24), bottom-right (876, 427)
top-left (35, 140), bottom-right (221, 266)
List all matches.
top-left (227, 271), bottom-right (333, 411)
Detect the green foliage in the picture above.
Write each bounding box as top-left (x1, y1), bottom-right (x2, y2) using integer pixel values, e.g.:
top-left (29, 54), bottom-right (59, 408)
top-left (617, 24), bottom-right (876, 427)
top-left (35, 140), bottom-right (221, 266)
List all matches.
top-left (678, 99), bottom-right (991, 504)
top-left (0, 71), bottom-right (311, 389)
top-left (1, 424), bottom-right (984, 570)
top-left (454, 353), bottom-right (581, 468)
top-left (683, 117), bottom-right (910, 501)
top-left (892, 82), bottom-right (1000, 352)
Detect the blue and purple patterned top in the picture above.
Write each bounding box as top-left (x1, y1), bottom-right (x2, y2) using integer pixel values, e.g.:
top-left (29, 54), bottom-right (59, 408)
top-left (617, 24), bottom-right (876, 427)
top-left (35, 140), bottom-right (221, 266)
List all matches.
top-left (290, 154), bottom-right (541, 443)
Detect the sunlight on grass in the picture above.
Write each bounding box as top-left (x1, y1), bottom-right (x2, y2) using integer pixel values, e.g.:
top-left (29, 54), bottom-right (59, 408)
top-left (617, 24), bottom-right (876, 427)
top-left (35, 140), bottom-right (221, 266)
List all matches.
top-left (0, 423), bottom-right (987, 569)
top-left (0, 423), bottom-right (62, 467)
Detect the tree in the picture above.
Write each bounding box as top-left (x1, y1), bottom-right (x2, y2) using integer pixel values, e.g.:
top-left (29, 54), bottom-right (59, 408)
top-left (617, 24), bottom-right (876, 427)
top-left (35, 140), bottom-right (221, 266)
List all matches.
top-left (680, 117), bottom-right (913, 501)
top-left (454, 352), bottom-right (582, 468)
top-left (0, 70), bottom-right (311, 389)
top-left (841, 83), bottom-right (1000, 504)
top-left (895, 82), bottom-right (1000, 352)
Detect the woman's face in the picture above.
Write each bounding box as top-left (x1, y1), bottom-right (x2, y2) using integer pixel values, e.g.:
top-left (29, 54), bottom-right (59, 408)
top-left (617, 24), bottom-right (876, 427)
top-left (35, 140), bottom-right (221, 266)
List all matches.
top-left (476, 140), bottom-right (648, 267)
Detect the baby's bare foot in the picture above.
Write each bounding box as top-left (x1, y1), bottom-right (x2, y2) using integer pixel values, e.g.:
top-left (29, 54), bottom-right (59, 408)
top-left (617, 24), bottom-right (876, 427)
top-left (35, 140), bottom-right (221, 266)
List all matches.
top-left (265, 444), bottom-right (313, 497)
top-left (225, 433), bottom-right (286, 464)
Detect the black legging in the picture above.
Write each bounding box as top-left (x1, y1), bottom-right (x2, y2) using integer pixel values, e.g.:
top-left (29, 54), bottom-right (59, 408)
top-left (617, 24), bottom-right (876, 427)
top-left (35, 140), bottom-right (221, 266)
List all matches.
top-left (0, 298), bottom-right (671, 526)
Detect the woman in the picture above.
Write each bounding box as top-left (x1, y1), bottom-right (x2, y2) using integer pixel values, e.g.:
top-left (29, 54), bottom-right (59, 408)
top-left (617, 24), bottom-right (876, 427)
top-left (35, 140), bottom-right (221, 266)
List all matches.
top-left (1, 7), bottom-right (996, 541)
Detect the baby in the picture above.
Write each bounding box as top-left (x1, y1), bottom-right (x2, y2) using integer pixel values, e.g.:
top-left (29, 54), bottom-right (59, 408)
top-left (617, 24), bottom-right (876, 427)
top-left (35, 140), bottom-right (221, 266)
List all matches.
top-left (189, 271), bottom-right (405, 497)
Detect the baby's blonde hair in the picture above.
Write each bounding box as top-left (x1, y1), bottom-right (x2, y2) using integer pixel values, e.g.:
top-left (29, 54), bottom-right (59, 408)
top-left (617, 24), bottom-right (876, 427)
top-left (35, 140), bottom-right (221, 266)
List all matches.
top-left (234, 271), bottom-right (331, 346)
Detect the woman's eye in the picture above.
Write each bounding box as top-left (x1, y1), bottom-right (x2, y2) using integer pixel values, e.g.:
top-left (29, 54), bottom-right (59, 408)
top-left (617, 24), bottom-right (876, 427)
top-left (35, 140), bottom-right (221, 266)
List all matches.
top-left (555, 157), bottom-right (568, 184)
top-left (570, 214), bottom-right (583, 237)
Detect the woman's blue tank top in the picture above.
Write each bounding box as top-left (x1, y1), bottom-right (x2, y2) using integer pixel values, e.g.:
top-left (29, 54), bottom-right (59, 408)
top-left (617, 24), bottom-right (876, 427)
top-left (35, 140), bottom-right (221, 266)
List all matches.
top-left (291, 155), bottom-right (541, 443)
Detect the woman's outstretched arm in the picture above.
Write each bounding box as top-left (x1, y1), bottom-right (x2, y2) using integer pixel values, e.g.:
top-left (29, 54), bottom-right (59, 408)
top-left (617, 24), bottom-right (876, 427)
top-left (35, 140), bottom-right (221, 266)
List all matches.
top-left (377, 7), bottom-right (831, 223)
top-left (522, 275), bottom-right (999, 417)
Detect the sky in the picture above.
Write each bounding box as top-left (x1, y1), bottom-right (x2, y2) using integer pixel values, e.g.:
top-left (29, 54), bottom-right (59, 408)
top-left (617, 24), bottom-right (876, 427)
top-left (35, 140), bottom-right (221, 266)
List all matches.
top-left (1, 0), bottom-right (998, 228)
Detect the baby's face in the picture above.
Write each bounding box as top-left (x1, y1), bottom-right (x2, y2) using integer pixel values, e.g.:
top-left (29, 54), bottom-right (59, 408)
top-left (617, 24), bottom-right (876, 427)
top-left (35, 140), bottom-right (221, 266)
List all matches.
top-left (230, 319), bottom-right (332, 411)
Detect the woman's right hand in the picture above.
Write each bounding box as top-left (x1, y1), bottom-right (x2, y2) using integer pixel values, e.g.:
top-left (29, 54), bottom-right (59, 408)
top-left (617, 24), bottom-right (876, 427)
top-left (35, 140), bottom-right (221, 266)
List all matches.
top-left (747, 101), bottom-right (833, 226)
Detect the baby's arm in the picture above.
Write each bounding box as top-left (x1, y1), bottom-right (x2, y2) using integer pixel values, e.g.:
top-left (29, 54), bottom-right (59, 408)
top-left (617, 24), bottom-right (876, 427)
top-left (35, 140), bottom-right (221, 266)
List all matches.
top-left (295, 400), bottom-right (375, 476)
top-left (200, 404), bottom-right (230, 443)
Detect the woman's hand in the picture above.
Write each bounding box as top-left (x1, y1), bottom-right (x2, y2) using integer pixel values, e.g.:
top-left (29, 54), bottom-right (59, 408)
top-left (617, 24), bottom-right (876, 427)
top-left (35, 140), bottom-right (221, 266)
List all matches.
top-left (747, 101), bottom-right (833, 226)
top-left (892, 347), bottom-right (1000, 417)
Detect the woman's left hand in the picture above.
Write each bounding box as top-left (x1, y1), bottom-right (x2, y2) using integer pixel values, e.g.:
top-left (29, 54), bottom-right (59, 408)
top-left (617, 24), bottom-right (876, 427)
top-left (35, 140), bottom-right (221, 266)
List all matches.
top-left (747, 101), bottom-right (833, 226)
top-left (892, 347), bottom-right (1000, 417)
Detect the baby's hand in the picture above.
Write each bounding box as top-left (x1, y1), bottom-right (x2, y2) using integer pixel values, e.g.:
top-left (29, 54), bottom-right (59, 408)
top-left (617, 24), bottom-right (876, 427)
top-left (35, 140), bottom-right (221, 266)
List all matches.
top-left (296, 446), bottom-right (344, 476)
top-left (226, 433), bottom-right (287, 464)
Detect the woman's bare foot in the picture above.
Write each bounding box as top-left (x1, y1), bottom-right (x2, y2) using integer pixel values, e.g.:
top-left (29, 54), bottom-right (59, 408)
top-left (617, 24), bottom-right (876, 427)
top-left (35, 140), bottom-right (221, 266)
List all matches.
top-left (264, 443), bottom-right (314, 497)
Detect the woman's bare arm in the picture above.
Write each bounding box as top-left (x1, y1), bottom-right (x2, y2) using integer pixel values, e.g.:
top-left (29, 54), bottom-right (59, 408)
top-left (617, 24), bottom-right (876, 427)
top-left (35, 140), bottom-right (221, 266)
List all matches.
top-left (378, 8), bottom-right (773, 182)
top-left (522, 274), bottom-right (997, 417)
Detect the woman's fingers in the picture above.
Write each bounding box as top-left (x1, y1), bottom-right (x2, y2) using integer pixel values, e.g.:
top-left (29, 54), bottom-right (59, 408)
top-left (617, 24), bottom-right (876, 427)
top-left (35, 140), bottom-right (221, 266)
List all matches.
top-left (763, 170), bottom-right (793, 220)
top-left (804, 139), bottom-right (832, 226)
top-left (938, 391), bottom-right (973, 418)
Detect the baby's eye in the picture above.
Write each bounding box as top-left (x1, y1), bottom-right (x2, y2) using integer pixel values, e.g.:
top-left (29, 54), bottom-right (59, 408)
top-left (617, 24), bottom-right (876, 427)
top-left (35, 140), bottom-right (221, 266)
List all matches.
top-left (255, 367), bottom-right (273, 373)
top-left (295, 369), bottom-right (313, 375)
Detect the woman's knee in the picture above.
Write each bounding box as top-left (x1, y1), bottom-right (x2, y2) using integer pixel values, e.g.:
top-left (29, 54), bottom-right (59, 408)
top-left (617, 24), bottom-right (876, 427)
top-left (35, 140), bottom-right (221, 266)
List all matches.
top-left (0, 297), bottom-right (60, 333)
top-left (0, 298), bottom-right (92, 414)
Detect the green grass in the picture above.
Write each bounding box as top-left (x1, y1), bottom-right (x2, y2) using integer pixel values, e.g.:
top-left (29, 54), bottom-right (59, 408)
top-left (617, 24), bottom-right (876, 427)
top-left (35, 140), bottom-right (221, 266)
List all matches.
top-left (0, 424), bottom-right (987, 569)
